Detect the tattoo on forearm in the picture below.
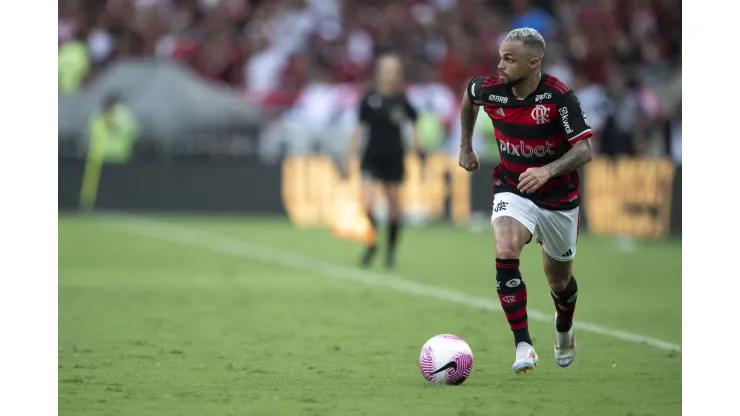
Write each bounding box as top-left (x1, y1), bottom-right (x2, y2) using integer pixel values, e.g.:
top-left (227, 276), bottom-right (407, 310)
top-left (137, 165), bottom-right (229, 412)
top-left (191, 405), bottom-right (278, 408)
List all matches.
top-left (546, 140), bottom-right (592, 178)
top-left (460, 101), bottom-right (478, 150)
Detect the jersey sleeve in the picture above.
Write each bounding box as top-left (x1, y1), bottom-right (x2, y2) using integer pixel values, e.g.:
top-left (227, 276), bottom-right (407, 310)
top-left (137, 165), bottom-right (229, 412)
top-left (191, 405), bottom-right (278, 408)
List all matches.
top-left (466, 76), bottom-right (486, 106)
top-left (557, 91), bottom-right (593, 144)
top-left (403, 95), bottom-right (418, 122)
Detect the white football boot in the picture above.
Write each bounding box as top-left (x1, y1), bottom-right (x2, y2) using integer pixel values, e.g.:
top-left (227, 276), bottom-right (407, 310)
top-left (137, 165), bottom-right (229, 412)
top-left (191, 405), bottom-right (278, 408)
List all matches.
top-left (512, 342), bottom-right (539, 374)
top-left (554, 314), bottom-right (577, 367)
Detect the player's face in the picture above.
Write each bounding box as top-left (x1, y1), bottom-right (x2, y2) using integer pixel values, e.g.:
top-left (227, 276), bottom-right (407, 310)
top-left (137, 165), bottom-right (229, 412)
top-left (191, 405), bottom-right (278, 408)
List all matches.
top-left (498, 41), bottom-right (538, 86)
top-left (377, 58), bottom-right (403, 91)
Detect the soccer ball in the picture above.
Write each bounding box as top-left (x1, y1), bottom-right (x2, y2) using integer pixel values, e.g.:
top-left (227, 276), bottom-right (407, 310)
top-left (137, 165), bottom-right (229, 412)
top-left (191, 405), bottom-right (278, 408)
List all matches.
top-left (418, 334), bottom-right (474, 385)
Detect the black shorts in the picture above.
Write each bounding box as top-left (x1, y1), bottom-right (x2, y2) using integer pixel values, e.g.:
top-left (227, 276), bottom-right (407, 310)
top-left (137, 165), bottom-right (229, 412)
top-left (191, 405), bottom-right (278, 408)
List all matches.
top-left (361, 155), bottom-right (404, 183)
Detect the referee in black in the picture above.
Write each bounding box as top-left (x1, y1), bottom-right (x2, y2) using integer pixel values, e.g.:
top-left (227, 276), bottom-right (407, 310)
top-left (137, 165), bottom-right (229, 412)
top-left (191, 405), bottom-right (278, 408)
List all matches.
top-left (345, 54), bottom-right (422, 269)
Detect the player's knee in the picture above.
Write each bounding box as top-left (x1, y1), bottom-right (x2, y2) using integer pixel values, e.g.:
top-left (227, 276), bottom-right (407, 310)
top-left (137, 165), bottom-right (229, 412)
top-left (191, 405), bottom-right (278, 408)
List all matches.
top-left (495, 242), bottom-right (523, 260)
top-left (548, 277), bottom-right (570, 292)
top-left (494, 231), bottom-right (527, 259)
top-left (543, 258), bottom-right (572, 291)
top-left (385, 188), bottom-right (402, 219)
top-left (361, 192), bottom-right (375, 211)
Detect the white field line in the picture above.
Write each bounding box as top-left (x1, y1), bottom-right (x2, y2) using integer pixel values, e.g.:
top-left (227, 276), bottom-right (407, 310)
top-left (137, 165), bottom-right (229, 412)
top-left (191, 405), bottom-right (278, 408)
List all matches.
top-left (104, 216), bottom-right (681, 353)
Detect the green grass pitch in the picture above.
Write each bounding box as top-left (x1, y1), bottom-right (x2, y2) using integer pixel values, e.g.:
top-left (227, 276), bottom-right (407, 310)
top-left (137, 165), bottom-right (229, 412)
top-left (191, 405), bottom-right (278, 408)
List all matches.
top-left (58, 214), bottom-right (681, 416)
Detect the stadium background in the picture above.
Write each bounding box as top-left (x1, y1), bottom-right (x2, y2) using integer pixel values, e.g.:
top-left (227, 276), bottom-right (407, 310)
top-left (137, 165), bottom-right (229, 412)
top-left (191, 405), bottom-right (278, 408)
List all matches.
top-left (58, 1), bottom-right (682, 415)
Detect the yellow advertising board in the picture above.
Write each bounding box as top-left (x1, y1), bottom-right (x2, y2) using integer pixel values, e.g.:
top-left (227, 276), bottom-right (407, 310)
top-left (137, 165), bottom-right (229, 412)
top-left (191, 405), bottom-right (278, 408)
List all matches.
top-left (282, 154), bottom-right (677, 239)
top-left (584, 157), bottom-right (676, 238)
top-left (281, 153), bottom-right (472, 229)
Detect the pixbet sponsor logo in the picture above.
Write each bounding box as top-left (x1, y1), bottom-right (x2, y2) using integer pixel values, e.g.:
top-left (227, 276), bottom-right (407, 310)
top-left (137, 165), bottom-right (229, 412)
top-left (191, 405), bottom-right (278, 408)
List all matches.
top-left (558, 107), bottom-right (573, 134)
top-left (500, 139), bottom-right (557, 158)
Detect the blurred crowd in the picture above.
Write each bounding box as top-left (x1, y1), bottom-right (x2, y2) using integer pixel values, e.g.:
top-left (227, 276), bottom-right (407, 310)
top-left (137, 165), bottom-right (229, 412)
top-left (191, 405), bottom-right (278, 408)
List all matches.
top-left (59, 0), bottom-right (682, 161)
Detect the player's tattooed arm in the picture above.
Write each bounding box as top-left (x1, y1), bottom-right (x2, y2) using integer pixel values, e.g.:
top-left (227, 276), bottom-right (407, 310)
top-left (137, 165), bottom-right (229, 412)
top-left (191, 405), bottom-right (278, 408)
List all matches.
top-left (458, 91), bottom-right (481, 172)
top-left (519, 138), bottom-right (592, 193)
top-left (545, 139), bottom-right (593, 178)
top-left (459, 77), bottom-right (484, 172)
top-left (459, 96), bottom-right (479, 151)
top-left (460, 76), bottom-right (484, 151)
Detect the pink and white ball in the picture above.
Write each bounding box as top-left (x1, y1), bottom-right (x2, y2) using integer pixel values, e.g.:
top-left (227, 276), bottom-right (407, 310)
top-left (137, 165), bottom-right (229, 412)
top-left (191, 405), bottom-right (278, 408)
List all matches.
top-left (419, 334), bottom-right (474, 385)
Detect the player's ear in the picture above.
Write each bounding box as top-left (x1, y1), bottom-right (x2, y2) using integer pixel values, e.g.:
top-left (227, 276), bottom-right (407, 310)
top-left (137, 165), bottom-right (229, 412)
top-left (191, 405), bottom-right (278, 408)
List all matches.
top-left (529, 56), bottom-right (540, 69)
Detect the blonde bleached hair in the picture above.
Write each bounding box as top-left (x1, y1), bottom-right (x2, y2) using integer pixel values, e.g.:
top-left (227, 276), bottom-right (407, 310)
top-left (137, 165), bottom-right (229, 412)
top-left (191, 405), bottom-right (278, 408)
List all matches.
top-left (504, 28), bottom-right (546, 59)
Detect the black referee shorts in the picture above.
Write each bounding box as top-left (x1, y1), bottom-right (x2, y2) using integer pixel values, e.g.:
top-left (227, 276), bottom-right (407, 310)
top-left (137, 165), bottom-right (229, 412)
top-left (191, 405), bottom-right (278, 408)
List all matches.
top-left (361, 155), bottom-right (405, 183)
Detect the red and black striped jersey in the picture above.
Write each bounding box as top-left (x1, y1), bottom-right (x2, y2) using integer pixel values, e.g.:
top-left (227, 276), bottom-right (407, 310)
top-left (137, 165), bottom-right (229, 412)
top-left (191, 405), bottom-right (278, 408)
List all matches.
top-left (466, 73), bottom-right (593, 210)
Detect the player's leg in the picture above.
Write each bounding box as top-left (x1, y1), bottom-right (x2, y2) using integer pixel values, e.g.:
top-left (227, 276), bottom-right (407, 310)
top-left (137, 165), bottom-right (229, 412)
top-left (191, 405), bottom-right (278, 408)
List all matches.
top-left (542, 253), bottom-right (578, 367)
top-left (359, 167), bottom-right (380, 267)
top-left (490, 192), bottom-right (539, 374)
top-left (535, 207), bottom-right (580, 367)
top-left (381, 159), bottom-right (404, 268)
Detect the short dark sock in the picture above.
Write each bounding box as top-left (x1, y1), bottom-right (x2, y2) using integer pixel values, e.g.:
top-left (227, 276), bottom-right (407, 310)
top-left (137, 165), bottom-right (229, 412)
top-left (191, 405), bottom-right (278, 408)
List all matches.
top-left (360, 211), bottom-right (378, 267)
top-left (388, 220), bottom-right (400, 252)
top-left (551, 276), bottom-right (578, 332)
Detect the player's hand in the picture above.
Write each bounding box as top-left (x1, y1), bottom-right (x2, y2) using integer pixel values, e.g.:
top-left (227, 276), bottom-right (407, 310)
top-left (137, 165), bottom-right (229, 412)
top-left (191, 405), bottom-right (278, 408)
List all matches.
top-left (517, 167), bottom-right (551, 194)
top-left (459, 148), bottom-right (480, 172)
